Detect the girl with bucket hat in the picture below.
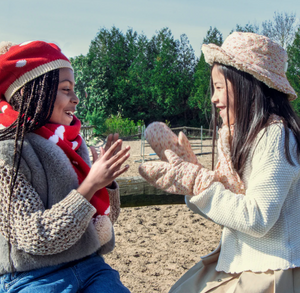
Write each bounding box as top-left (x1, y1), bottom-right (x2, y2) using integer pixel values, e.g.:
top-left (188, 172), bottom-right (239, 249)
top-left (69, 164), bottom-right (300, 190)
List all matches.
top-left (0, 41), bottom-right (131, 292)
top-left (139, 32), bottom-right (300, 292)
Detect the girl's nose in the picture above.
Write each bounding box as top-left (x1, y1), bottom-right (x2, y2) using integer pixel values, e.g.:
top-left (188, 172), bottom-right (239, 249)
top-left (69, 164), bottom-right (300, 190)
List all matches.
top-left (71, 93), bottom-right (79, 105)
top-left (211, 93), bottom-right (218, 104)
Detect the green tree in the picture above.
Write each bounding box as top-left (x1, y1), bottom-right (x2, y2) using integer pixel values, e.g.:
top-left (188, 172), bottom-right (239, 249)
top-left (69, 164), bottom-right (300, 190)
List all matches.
top-left (149, 28), bottom-right (181, 118)
top-left (125, 34), bottom-right (151, 120)
top-left (71, 26), bottom-right (198, 128)
top-left (176, 34), bottom-right (197, 124)
top-left (188, 55), bottom-right (211, 126)
top-left (148, 28), bottom-right (196, 124)
top-left (88, 26), bottom-right (132, 115)
top-left (70, 54), bottom-right (88, 121)
top-left (287, 27), bottom-right (300, 115)
top-left (202, 26), bottom-right (223, 46)
top-left (234, 23), bottom-right (260, 33)
top-left (127, 28), bottom-right (196, 125)
top-left (189, 27), bottom-right (223, 127)
top-left (70, 54), bottom-right (109, 134)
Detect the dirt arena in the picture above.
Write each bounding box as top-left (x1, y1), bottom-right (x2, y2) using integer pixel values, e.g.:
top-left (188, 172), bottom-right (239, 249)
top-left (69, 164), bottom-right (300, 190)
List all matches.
top-left (95, 139), bottom-right (222, 293)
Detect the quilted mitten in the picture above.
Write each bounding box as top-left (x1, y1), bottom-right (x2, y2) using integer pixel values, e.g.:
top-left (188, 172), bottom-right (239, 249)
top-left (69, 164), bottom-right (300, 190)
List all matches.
top-left (93, 215), bottom-right (113, 246)
top-left (139, 149), bottom-right (217, 196)
top-left (145, 122), bottom-right (199, 165)
top-left (139, 125), bottom-right (245, 196)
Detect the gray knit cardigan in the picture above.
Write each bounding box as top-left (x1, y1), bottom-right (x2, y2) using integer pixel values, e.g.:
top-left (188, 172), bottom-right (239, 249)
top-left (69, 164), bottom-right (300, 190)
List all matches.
top-left (0, 133), bottom-right (120, 275)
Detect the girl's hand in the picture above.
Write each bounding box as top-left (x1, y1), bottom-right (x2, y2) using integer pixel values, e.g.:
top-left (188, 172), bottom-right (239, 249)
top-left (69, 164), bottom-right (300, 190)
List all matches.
top-left (78, 139), bottom-right (130, 201)
top-left (90, 133), bottom-right (122, 188)
top-left (105, 133), bottom-right (121, 154)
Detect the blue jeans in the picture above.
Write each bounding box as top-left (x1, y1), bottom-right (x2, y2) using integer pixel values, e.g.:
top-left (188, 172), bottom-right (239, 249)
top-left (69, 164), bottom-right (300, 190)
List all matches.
top-left (0, 253), bottom-right (130, 293)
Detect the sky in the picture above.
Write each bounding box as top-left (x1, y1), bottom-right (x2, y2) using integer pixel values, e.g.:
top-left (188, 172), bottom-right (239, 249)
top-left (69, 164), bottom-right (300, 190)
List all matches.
top-left (1, 0), bottom-right (299, 59)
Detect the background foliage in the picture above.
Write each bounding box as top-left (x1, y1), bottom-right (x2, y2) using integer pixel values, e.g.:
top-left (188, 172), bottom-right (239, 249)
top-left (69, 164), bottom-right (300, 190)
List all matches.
top-left (71, 12), bottom-right (300, 134)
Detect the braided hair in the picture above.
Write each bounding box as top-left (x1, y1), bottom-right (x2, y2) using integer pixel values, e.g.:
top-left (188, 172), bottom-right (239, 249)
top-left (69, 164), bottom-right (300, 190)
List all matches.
top-left (0, 69), bottom-right (59, 271)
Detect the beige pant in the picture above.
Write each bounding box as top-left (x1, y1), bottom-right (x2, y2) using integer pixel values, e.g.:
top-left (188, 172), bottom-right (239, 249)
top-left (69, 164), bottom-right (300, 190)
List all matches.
top-left (169, 252), bottom-right (300, 293)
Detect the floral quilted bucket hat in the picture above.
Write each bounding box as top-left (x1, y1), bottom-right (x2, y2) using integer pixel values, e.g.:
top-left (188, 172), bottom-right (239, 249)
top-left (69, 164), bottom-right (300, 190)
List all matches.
top-left (202, 32), bottom-right (297, 100)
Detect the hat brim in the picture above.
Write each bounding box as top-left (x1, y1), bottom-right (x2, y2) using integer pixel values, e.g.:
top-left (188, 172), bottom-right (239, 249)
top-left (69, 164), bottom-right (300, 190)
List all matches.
top-left (5, 60), bottom-right (73, 102)
top-left (202, 44), bottom-right (297, 101)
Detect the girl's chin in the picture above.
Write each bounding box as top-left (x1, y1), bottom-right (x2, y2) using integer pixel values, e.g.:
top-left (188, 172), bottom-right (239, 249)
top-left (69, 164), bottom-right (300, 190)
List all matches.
top-left (219, 114), bottom-right (228, 125)
top-left (219, 112), bottom-right (234, 126)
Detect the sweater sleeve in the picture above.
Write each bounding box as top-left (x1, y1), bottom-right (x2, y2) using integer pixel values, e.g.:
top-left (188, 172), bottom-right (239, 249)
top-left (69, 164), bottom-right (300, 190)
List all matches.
top-left (187, 124), bottom-right (299, 237)
top-left (0, 161), bottom-right (96, 256)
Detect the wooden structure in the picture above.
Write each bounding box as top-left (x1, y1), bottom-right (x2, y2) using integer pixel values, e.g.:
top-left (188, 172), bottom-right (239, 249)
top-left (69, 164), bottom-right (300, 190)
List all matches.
top-left (116, 176), bottom-right (185, 207)
top-left (81, 126), bottom-right (94, 141)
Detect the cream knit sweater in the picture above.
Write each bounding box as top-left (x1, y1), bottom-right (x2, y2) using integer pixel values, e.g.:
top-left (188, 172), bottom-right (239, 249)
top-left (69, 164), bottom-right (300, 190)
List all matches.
top-left (186, 123), bottom-right (300, 273)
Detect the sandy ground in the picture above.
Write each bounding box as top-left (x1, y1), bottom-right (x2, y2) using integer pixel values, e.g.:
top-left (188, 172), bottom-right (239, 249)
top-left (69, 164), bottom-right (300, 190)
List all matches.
top-left (91, 139), bottom-right (222, 293)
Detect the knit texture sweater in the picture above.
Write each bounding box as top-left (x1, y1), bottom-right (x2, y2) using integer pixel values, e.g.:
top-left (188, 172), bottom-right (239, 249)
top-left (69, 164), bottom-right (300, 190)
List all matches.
top-left (0, 133), bottom-right (120, 275)
top-left (186, 123), bottom-right (300, 273)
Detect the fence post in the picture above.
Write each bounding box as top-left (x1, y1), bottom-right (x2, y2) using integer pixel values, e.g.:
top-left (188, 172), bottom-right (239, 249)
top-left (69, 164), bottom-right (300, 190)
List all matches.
top-left (140, 125), bottom-right (145, 163)
top-left (201, 126), bottom-right (203, 155)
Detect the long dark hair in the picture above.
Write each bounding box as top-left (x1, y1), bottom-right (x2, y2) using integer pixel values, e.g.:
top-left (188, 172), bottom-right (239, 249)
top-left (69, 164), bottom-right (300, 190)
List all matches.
top-left (0, 69), bottom-right (59, 271)
top-left (211, 62), bottom-right (300, 176)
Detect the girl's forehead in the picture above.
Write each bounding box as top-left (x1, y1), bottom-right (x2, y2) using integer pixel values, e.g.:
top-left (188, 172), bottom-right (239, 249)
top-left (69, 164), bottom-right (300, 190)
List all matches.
top-left (59, 68), bottom-right (75, 83)
top-left (212, 66), bottom-right (225, 82)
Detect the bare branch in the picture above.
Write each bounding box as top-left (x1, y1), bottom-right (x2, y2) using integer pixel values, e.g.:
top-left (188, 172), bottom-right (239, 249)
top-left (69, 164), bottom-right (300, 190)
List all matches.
top-left (261, 11), bottom-right (297, 49)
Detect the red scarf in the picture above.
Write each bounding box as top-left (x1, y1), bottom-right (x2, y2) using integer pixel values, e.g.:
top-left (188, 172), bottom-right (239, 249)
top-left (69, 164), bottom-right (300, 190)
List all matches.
top-left (0, 100), bottom-right (110, 216)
